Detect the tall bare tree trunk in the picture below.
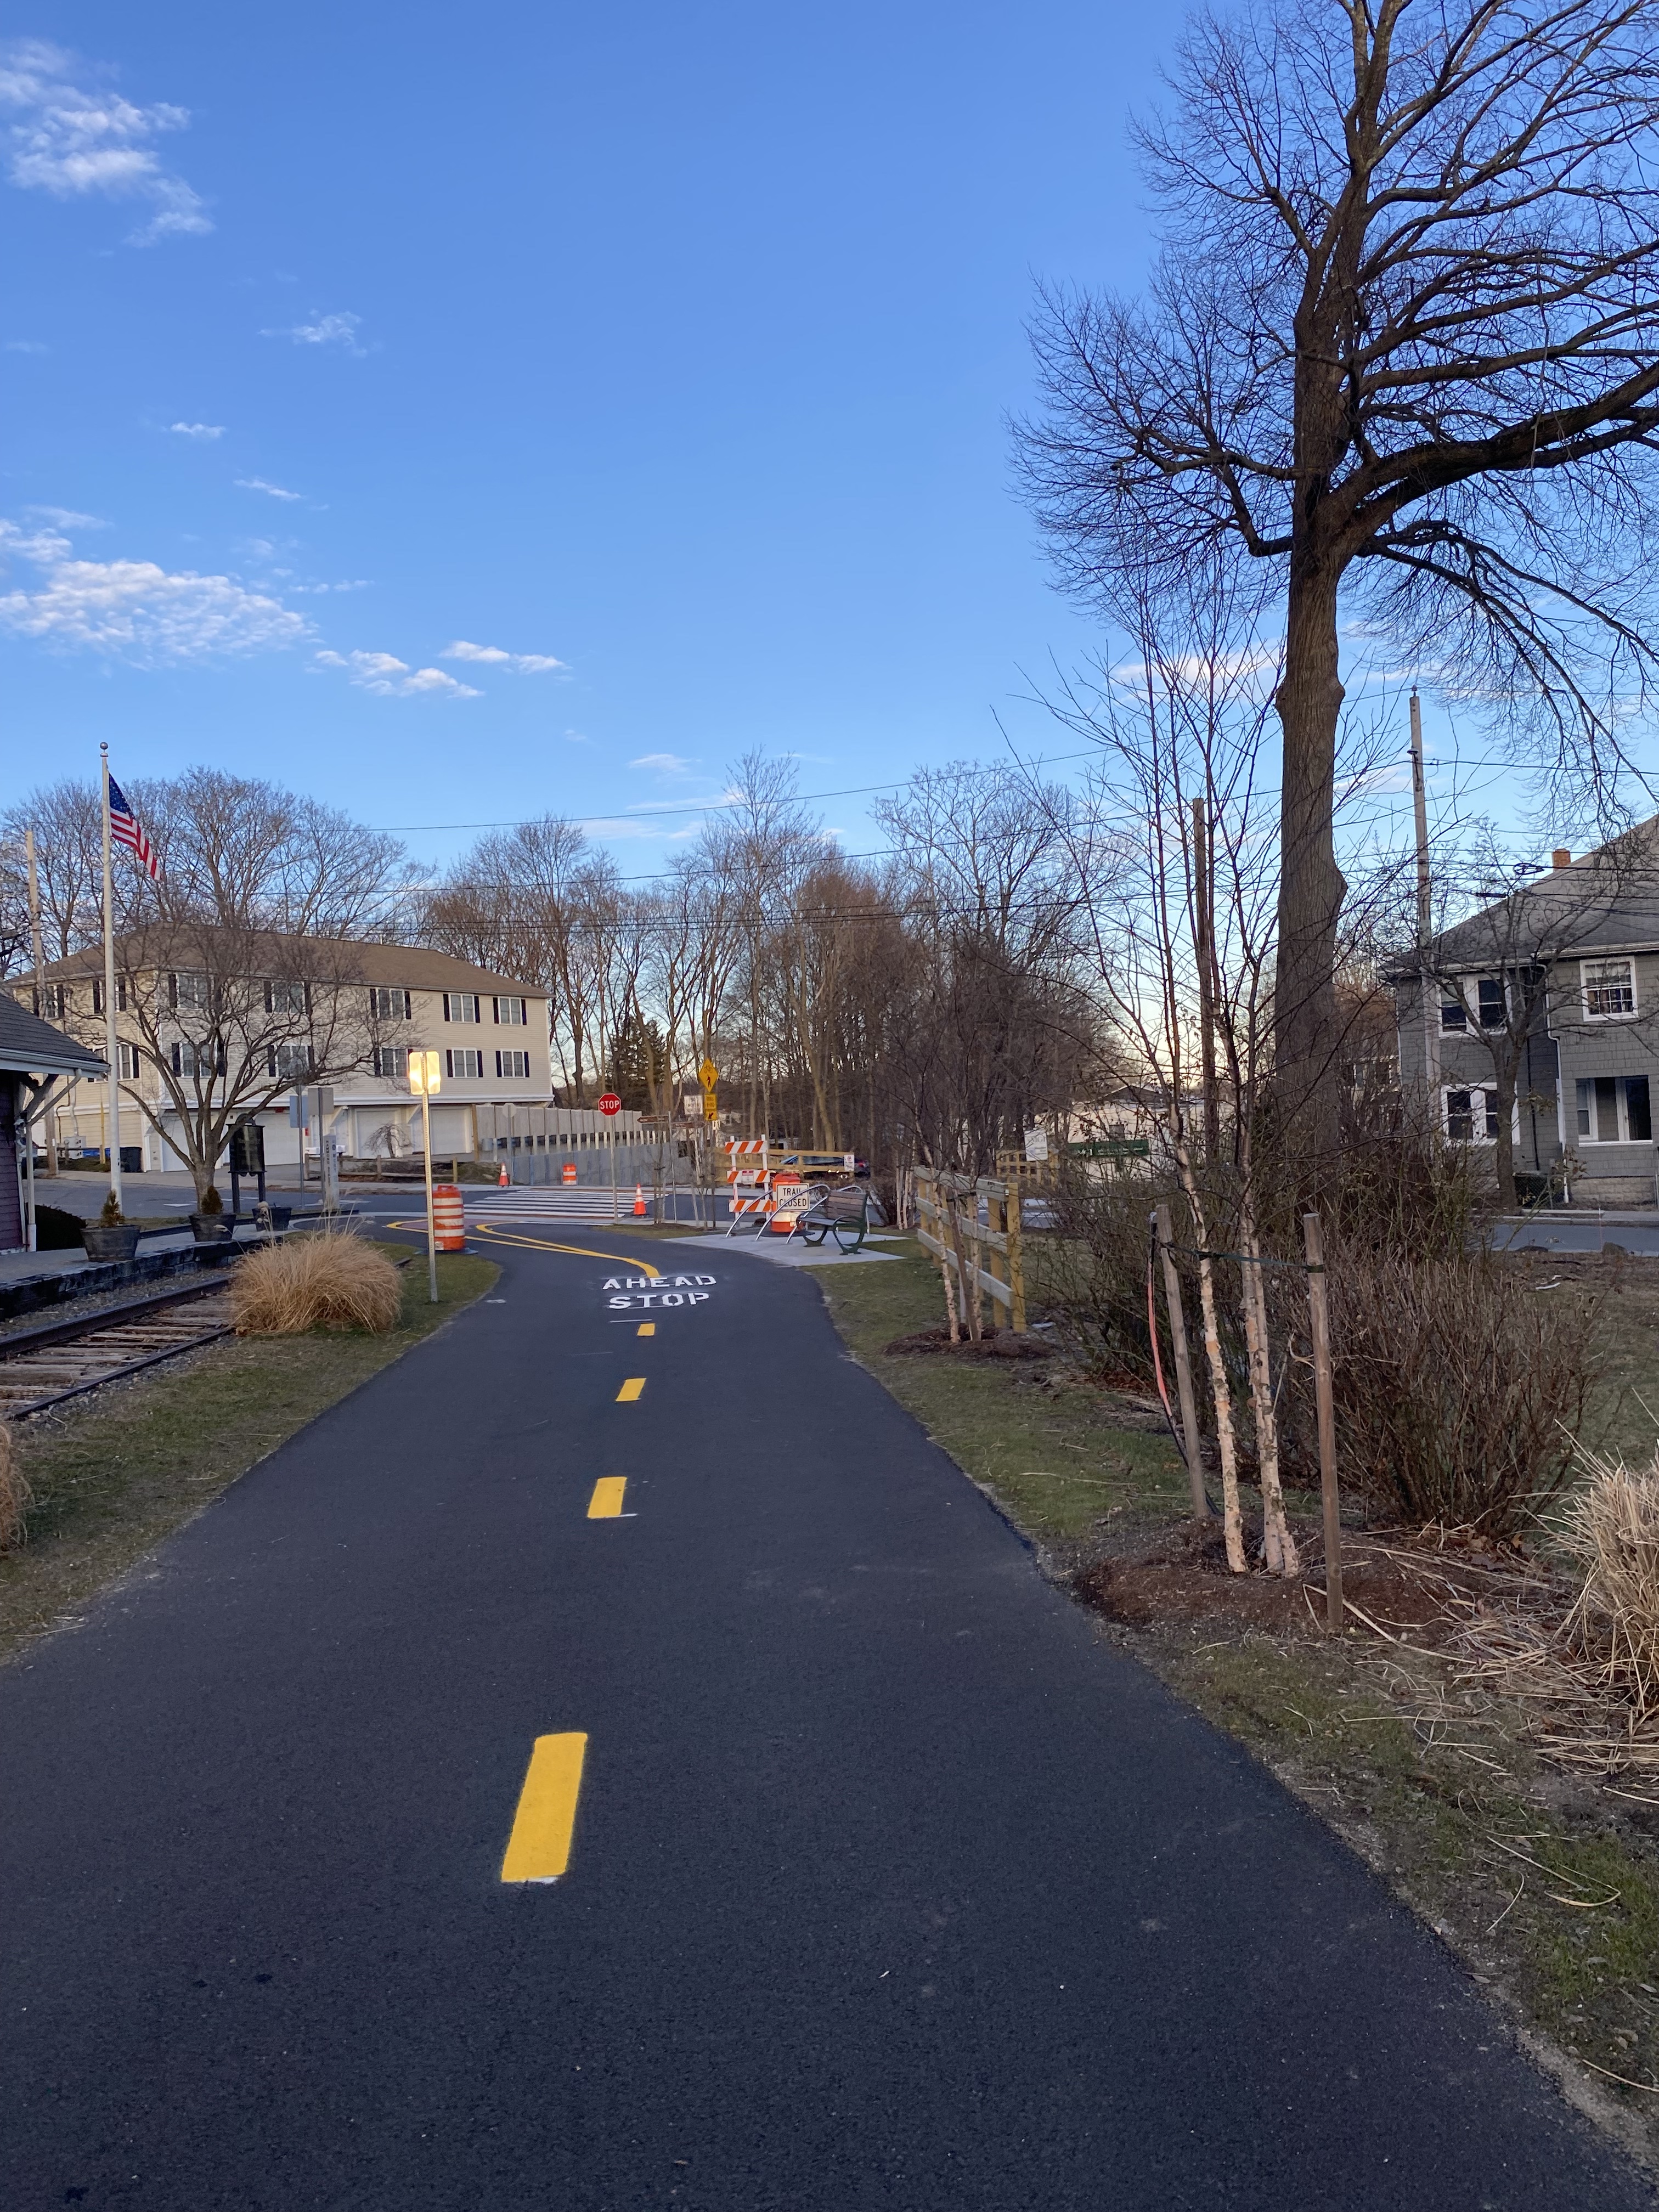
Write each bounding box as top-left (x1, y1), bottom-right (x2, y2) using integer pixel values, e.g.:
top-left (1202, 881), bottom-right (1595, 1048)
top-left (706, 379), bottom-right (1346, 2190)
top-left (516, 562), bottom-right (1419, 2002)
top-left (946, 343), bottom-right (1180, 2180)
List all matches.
top-left (1174, 1146), bottom-right (1246, 1573)
top-left (1236, 1190), bottom-right (1299, 1577)
top-left (1273, 536), bottom-right (1348, 1173)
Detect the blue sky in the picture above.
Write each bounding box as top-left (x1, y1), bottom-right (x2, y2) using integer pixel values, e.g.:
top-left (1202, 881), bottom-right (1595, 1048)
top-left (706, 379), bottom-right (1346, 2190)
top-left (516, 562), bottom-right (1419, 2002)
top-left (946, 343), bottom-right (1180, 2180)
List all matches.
top-left (0, 3), bottom-right (1180, 879)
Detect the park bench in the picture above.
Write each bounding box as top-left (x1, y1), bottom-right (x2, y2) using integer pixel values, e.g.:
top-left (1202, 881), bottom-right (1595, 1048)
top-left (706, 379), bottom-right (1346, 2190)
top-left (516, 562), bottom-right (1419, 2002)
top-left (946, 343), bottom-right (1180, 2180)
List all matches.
top-left (794, 1182), bottom-right (887, 1253)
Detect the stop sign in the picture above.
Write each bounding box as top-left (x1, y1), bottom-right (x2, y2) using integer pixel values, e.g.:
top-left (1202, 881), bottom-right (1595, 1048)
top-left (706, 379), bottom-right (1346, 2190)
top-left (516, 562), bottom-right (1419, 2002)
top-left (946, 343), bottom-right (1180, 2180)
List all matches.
top-left (597, 1092), bottom-right (622, 1117)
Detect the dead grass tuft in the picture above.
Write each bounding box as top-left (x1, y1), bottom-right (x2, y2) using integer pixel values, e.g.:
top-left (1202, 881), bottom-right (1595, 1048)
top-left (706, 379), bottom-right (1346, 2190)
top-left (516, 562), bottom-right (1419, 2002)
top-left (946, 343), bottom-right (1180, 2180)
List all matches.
top-left (0, 1422), bottom-right (29, 1552)
top-left (232, 1233), bottom-right (403, 1336)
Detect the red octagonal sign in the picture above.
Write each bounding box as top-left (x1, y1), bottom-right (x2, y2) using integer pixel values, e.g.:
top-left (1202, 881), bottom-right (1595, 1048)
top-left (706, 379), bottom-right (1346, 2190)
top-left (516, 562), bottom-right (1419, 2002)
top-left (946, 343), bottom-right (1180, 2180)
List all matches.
top-left (597, 1092), bottom-right (622, 1117)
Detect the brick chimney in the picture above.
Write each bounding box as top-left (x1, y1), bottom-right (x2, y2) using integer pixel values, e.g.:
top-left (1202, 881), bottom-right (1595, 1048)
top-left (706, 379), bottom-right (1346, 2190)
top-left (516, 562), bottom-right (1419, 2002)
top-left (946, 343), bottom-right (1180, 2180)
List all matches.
top-left (1552, 849), bottom-right (1572, 868)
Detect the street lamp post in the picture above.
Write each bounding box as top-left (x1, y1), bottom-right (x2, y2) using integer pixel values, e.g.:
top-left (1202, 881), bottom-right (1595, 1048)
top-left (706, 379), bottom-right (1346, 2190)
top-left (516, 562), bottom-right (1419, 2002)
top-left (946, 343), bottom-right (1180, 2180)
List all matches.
top-left (410, 1051), bottom-right (442, 1304)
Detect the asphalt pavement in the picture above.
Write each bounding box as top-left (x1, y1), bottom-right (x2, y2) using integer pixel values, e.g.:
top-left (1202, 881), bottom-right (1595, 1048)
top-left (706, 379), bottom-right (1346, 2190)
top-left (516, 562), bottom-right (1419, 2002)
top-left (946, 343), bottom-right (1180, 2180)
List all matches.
top-left (2, 1223), bottom-right (1649, 2210)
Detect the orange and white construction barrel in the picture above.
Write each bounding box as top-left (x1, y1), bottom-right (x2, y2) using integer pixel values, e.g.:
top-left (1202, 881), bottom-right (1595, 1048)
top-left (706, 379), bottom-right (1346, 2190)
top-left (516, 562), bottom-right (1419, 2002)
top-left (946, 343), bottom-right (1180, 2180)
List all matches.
top-left (432, 1183), bottom-right (466, 1252)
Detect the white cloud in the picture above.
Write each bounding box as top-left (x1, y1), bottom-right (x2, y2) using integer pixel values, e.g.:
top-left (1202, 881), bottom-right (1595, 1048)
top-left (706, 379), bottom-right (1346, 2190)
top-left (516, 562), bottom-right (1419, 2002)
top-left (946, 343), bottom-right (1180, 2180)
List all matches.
top-left (631, 752), bottom-right (696, 776)
top-left (263, 310), bottom-right (364, 354)
top-left (442, 638), bottom-right (565, 674)
top-left (169, 420), bottom-right (223, 439)
top-left (315, 648), bottom-right (478, 699)
top-left (0, 40), bottom-right (211, 244)
top-left (27, 504), bottom-right (106, 529)
top-left (0, 515), bottom-right (308, 663)
top-left (236, 476), bottom-right (302, 501)
top-left (5, 337), bottom-right (47, 353)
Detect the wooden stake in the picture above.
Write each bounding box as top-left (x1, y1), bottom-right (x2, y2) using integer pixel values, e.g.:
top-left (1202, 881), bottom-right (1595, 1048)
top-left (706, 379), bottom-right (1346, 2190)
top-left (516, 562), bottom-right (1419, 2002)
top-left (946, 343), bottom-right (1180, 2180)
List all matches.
top-left (1303, 1211), bottom-right (1342, 1631)
top-left (1006, 1183), bottom-right (1026, 1333)
top-left (1155, 1201), bottom-right (1210, 1519)
top-left (946, 1183), bottom-right (981, 1342)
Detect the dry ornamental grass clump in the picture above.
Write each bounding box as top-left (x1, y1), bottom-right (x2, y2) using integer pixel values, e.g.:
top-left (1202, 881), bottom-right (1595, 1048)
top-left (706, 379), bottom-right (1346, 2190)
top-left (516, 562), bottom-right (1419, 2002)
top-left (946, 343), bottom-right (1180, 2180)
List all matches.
top-left (232, 1234), bottom-right (402, 1336)
top-left (1559, 1452), bottom-right (1659, 1725)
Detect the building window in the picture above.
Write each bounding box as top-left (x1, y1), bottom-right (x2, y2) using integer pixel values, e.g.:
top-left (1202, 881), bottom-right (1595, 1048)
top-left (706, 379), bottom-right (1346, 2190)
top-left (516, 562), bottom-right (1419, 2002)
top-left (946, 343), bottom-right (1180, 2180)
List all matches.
top-left (1583, 958), bottom-right (1637, 1020)
top-left (374, 1045), bottom-right (409, 1079)
top-left (1576, 1075), bottom-right (1652, 1142)
top-left (117, 1042), bottom-right (142, 1080)
top-left (1477, 977), bottom-right (1506, 1029)
top-left (493, 995), bottom-right (527, 1026)
top-left (170, 970), bottom-right (211, 1011)
top-left (370, 986), bottom-right (412, 1020)
top-left (443, 992), bottom-right (480, 1024)
top-left (37, 983), bottom-right (70, 1020)
top-left (1440, 991), bottom-right (1467, 1032)
top-left (445, 1048), bottom-right (483, 1080)
top-left (1444, 1086), bottom-right (1501, 1142)
top-left (269, 1042), bottom-right (313, 1082)
top-left (265, 979), bottom-right (309, 1015)
top-left (171, 1041), bottom-right (224, 1079)
top-left (496, 1049), bottom-right (530, 1079)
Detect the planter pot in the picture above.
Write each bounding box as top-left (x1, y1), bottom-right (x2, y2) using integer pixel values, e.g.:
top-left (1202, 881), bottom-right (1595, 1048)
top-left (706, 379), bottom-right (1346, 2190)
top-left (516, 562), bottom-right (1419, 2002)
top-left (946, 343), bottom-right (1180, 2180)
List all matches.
top-left (80, 1223), bottom-right (142, 1262)
top-left (190, 1212), bottom-right (233, 1245)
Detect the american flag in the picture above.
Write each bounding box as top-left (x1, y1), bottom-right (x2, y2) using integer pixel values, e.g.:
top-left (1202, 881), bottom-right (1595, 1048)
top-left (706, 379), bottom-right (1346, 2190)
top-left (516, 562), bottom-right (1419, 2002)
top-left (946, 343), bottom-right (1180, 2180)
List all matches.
top-left (108, 775), bottom-right (160, 881)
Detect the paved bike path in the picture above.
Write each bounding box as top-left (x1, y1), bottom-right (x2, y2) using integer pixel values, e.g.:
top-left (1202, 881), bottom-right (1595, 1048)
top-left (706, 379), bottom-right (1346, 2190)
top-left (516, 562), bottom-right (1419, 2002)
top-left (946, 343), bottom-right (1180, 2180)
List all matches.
top-left (1, 1229), bottom-right (1646, 2210)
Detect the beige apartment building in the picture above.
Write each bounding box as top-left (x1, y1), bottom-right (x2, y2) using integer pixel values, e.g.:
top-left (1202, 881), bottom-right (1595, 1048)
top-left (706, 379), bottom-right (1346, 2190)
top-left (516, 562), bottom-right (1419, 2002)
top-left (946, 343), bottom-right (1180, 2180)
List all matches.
top-left (28, 934), bottom-right (577, 1172)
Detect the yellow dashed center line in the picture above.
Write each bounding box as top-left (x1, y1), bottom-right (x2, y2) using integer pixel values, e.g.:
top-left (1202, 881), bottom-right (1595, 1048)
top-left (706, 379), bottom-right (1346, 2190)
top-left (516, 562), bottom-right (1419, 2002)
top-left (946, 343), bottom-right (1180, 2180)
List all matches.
top-left (500, 1733), bottom-right (588, 1883)
top-left (636, 1321), bottom-right (655, 1336)
top-left (588, 1477), bottom-right (628, 1518)
top-left (616, 1377), bottom-right (646, 1402)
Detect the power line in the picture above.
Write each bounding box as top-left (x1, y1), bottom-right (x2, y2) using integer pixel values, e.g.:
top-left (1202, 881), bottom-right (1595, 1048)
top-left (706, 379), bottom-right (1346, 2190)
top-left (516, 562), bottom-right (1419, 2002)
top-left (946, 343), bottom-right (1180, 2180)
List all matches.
top-left (364, 751), bottom-right (1105, 834)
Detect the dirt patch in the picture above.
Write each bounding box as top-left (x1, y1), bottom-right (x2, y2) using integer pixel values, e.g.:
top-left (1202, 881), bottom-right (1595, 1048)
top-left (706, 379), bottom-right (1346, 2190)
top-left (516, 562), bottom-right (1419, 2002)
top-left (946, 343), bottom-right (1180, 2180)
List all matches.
top-left (883, 1324), bottom-right (1055, 1361)
top-left (1074, 1517), bottom-right (1545, 1638)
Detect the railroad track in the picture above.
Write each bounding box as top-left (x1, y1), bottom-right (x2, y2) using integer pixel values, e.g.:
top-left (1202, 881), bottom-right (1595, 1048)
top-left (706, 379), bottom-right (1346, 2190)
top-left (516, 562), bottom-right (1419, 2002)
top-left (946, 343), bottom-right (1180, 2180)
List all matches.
top-left (0, 1277), bottom-right (237, 1419)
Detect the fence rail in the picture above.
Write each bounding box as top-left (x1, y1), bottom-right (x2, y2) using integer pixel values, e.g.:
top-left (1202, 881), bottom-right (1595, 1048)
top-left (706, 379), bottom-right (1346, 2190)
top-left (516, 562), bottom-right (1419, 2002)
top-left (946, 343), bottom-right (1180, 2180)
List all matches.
top-left (913, 1168), bottom-right (1026, 1335)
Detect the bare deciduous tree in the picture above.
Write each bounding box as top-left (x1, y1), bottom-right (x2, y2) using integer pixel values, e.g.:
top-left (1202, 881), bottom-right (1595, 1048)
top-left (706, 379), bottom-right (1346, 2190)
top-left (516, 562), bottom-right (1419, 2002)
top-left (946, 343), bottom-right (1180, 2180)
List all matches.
top-left (1016, 0), bottom-right (1659, 1158)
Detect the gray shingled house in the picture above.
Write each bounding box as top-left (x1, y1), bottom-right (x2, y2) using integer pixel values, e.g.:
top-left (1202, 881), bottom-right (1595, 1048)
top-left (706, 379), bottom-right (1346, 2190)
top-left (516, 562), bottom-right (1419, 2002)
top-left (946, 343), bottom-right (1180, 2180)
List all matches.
top-left (0, 991), bottom-right (107, 1251)
top-left (1393, 820), bottom-right (1659, 1207)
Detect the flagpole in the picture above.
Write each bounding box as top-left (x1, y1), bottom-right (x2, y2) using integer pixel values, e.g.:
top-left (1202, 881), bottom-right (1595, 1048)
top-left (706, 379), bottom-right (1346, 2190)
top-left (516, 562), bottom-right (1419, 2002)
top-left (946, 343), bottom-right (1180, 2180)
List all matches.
top-left (100, 744), bottom-right (123, 1212)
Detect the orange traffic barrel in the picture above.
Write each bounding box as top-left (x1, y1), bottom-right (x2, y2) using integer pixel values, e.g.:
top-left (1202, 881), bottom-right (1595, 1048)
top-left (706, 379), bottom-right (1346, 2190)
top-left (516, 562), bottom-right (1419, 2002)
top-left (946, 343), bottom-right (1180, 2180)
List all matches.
top-left (768, 1172), bottom-right (804, 1233)
top-left (432, 1182), bottom-right (466, 1252)
top-left (562, 1161), bottom-right (577, 1186)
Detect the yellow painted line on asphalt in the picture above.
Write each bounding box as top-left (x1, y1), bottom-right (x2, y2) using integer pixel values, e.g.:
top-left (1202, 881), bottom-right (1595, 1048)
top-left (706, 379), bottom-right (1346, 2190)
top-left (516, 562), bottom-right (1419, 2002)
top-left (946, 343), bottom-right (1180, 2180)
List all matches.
top-left (616, 1377), bottom-right (646, 1402)
top-left (637, 1321), bottom-right (655, 1336)
top-left (468, 1224), bottom-right (662, 1277)
top-left (500, 1733), bottom-right (587, 1884)
top-left (588, 1476), bottom-right (627, 1518)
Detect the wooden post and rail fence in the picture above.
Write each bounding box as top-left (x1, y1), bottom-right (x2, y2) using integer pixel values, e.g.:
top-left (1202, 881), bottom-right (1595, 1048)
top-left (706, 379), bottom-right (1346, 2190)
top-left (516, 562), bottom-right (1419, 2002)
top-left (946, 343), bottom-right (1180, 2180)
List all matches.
top-left (912, 1169), bottom-right (1026, 1338)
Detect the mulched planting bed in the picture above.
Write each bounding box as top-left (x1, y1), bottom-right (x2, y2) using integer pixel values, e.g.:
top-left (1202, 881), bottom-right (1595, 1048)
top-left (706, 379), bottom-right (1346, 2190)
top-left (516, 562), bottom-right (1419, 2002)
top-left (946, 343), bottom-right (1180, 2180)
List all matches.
top-left (1075, 1515), bottom-right (1545, 1635)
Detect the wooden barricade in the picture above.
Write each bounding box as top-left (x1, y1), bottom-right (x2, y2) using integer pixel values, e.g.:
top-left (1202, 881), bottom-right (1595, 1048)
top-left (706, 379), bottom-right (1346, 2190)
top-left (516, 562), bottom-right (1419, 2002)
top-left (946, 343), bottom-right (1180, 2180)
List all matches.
top-left (913, 1168), bottom-right (1025, 1335)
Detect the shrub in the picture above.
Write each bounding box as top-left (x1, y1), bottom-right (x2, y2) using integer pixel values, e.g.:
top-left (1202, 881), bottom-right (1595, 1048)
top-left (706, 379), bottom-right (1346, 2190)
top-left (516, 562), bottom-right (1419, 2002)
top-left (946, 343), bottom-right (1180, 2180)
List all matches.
top-left (0, 1421), bottom-right (28, 1553)
top-left (232, 1233), bottom-right (403, 1336)
top-left (99, 1190), bottom-right (124, 1227)
top-left (1308, 1243), bottom-right (1599, 1534)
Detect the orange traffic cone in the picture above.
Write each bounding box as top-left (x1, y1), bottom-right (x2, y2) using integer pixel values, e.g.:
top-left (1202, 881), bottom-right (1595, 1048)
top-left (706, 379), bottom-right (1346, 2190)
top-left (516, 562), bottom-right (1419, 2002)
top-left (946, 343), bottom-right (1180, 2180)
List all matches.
top-left (499, 1163), bottom-right (510, 1187)
top-left (633, 1182), bottom-right (647, 1217)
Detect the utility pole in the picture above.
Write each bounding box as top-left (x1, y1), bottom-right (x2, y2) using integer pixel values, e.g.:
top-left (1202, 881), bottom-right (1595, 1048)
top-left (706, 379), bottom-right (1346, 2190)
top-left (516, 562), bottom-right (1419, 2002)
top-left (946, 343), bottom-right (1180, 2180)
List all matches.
top-left (25, 827), bottom-right (56, 1177)
top-left (1408, 693), bottom-right (1437, 1125)
top-left (1192, 795), bottom-right (1220, 1163)
top-left (98, 743), bottom-right (123, 1212)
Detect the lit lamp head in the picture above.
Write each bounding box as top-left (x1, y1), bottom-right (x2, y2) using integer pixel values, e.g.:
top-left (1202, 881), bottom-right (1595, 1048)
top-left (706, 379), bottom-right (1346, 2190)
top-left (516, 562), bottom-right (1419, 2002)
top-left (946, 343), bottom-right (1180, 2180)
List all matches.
top-left (409, 1050), bottom-right (442, 1096)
